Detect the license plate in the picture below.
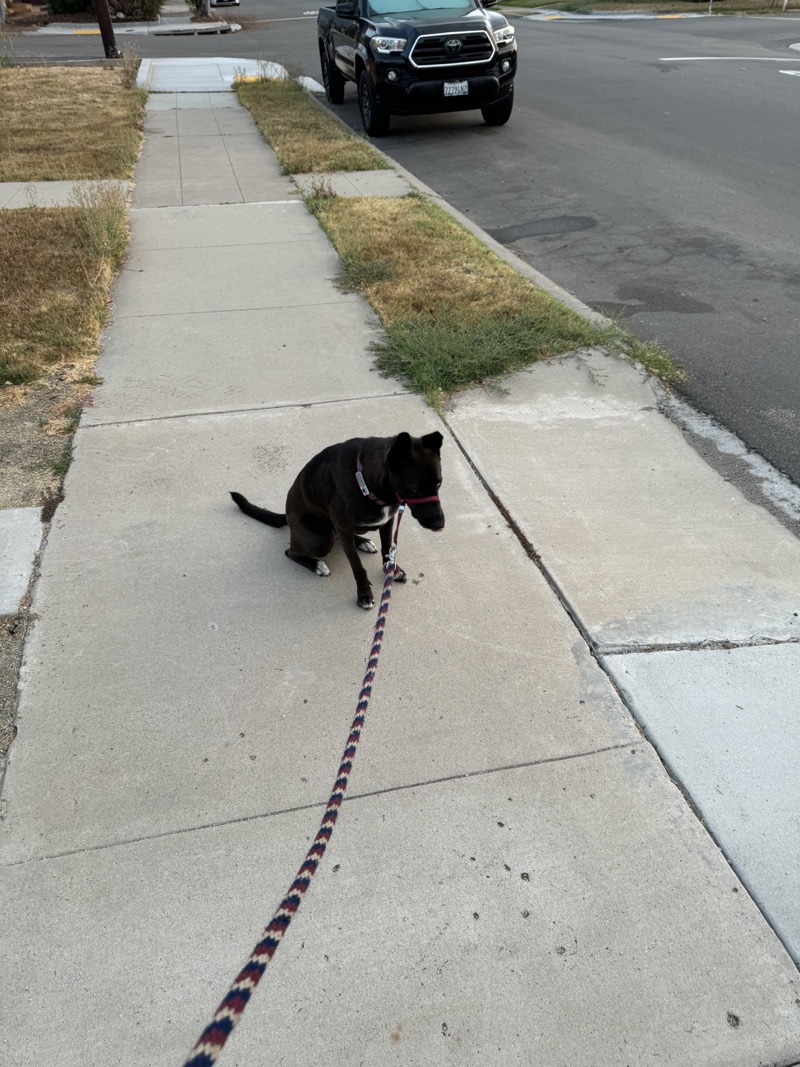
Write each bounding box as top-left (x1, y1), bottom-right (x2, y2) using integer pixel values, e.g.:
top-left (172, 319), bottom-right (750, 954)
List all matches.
top-left (444, 80), bottom-right (468, 97)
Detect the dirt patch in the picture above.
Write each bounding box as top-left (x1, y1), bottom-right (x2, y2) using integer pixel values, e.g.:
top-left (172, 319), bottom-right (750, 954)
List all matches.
top-left (0, 615), bottom-right (29, 773)
top-left (0, 377), bottom-right (90, 510)
top-left (0, 373), bottom-right (88, 769)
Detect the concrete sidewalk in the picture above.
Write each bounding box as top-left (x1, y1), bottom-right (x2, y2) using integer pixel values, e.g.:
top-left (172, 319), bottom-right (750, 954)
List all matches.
top-left (1, 59), bottom-right (800, 1067)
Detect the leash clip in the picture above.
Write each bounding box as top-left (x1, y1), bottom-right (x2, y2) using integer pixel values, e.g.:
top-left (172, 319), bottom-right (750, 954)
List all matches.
top-left (384, 503), bottom-right (405, 573)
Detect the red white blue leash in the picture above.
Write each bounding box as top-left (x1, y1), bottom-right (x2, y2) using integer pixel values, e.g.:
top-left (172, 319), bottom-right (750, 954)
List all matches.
top-left (183, 504), bottom-right (406, 1066)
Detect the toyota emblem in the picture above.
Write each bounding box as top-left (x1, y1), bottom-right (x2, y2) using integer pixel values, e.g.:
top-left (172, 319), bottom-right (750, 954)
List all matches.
top-left (444, 38), bottom-right (462, 54)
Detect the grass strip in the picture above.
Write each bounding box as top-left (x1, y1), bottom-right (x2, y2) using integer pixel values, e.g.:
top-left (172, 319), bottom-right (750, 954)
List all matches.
top-left (235, 77), bottom-right (390, 174)
top-left (0, 67), bottom-right (145, 182)
top-left (238, 79), bottom-right (683, 398)
top-left (0, 185), bottom-right (130, 388)
top-left (308, 191), bottom-right (683, 405)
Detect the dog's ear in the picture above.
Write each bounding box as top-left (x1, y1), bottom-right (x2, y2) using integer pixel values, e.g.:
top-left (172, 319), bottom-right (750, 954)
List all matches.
top-left (386, 432), bottom-right (412, 468)
top-left (421, 431), bottom-right (444, 454)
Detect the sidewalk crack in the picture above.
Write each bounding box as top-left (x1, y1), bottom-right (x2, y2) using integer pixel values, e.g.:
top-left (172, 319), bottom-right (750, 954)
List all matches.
top-left (0, 742), bottom-right (637, 869)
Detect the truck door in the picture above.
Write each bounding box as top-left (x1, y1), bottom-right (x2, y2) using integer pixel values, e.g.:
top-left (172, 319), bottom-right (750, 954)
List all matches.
top-left (331, 0), bottom-right (361, 81)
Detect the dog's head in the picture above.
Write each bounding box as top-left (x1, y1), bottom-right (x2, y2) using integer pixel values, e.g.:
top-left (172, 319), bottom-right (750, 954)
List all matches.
top-left (386, 431), bottom-right (445, 532)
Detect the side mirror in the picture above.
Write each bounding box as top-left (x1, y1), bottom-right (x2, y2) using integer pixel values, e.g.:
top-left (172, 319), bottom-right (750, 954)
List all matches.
top-left (336, 1), bottom-right (357, 16)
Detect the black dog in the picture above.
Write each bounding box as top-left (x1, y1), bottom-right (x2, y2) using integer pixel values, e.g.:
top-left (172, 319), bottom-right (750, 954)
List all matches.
top-left (231, 431), bottom-right (444, 609)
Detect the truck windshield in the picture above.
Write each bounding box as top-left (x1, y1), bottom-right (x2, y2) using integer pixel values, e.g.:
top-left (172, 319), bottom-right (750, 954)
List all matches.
top-left (367, 0), bottom-right (478, 17)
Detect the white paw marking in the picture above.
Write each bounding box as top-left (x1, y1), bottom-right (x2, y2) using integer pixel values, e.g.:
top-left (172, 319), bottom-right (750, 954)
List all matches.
top-left (357, 538), bottom-right (378, 554)
top-left (315, 560), bottom-right (331, 576)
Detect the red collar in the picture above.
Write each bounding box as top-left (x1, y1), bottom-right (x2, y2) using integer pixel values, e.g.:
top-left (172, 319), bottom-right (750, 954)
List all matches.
top-left (356, 453), bottom-right (440, 507)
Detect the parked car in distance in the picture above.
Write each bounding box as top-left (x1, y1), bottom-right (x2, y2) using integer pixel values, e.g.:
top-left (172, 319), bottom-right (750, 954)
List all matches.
top-left (317, 0), bottom-right (517, 136)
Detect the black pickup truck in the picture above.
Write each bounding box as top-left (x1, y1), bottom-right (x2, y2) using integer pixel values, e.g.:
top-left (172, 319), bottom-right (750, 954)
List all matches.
top-left (317, 0), bottom-right (517, 136)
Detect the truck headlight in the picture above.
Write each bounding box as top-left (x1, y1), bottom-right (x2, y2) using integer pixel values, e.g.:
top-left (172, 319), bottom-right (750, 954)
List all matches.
top-left (493, 26), bottom-right (515, 45)
top-left (372, 36), bottom-right (407, 54)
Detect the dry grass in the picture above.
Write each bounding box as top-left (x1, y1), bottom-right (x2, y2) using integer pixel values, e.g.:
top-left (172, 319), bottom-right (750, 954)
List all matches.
top-left (310, 193), bottom-right (605, 402)
top-left (309, 193), bottom-right (683, 403)
top-left (0, 186), bottom-right (129, 388)
top-left (316, 193), bottom-right (582, 325)
top-left (0, 66), bottom-right (139, 401)
top-left (232, 73), bottom-right (681, 397)
top-left (0, 66), bottom-right (145, 181)
top-left (235, 77), bottom-right (390, 175)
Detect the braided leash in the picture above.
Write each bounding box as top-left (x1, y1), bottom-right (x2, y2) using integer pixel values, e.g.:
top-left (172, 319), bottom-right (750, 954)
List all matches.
top-left (183, 505), bottom-right (406, 1067)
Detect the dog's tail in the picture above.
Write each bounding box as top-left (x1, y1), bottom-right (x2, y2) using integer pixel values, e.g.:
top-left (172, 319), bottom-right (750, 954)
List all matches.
top-left (230, 491), bottom-right (287, 528)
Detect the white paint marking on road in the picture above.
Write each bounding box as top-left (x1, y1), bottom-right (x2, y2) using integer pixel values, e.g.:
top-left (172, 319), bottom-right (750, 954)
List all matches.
top-left (779, 70), bottom-right (800, 77)
top-left (660, 56), bottom-right (800, 62)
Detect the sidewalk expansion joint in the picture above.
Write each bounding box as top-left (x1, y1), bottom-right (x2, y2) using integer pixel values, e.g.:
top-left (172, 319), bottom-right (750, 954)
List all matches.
top-left (111, 297), bottom-right (361, 318)
top-left (442, 415), bottom-right (800, 972)
top-left (121, 238), bottom-right (321, 256)
top-left (80, 392), bottom-right (409, 429)
top-left (0, 741), bottom-right (639, 869)
top-left (601, 635), bottom-right (800, 656)
top-left (131, 200), bottom-right (303, 211)
top-left (441, 415), bottom-right (601, 659)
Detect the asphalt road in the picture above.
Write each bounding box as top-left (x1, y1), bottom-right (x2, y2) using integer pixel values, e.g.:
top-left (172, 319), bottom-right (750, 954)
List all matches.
top-left (11, 8), bottom-right (800, 482)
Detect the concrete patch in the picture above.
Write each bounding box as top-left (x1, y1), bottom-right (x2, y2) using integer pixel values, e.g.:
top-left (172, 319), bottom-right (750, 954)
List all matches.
top-left (293, 170), bottom-right (412, 199)
top-left (0, 508), bottom-right (42, 616)
top-left (2, 746), bottom-right (799, 1066)
top-left (140, 57), bottom-right (278, 93)
top-left (0, 180), bottom-right (129, 209)
top-left (111, 234), bottom-right (353, 318)
top-left (129, 202), bottom-right (313, 250)
top-left (607, 642), bottom-right (800, 964)
top-left (0, 395), bottom-right (639, 863)
top-left (83, 301), bottom-right (394, 424)
top-left (132, 119), bottom-right (294, 207)
top-left (133, 101), bottom-right (294, 208)
top-left (446, 350), bottom-right (800, 651)
top-left (143, 91), bottom-right (243, 110)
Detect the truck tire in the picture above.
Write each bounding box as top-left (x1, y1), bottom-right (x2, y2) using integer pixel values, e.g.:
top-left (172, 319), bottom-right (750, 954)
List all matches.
top-left (481, 87), bottom-right (514, 127)
top-left (358, 71), bottom-right (390, 137)
top-left (320, 46), bottom-right (346, 105)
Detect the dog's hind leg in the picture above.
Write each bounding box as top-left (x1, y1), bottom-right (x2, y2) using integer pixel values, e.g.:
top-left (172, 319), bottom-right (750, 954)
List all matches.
top-left (286, 513), bottom-right (335, 577)
top-left (285, 550), bottom-right (331, 576)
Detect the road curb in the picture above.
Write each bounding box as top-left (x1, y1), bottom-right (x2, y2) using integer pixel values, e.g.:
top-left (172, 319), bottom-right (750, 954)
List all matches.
top-left (136, 57), bottom-right (154, 91)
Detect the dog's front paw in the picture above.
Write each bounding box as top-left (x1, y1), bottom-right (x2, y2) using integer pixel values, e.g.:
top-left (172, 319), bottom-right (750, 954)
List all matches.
top-left (315, 560), bottom-right (331, 577)
top-left (393, 566), bottom-right (407, 583)
top-left (357, 592), bottom-right (375, 610)
top-left (356, 537), bottom-right (378, 554)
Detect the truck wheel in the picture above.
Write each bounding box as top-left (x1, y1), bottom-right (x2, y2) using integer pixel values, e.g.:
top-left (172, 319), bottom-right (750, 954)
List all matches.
top-left (320, 47), bottom-right (346, 105)
top-left (481, 87), bottom-right (514, 127)
top-left (358, 71), bottom-right (390, 137)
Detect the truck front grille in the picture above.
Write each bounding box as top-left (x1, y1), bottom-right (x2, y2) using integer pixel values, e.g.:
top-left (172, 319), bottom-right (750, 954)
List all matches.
top-left (409, 31), bottom-right (495, 68)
